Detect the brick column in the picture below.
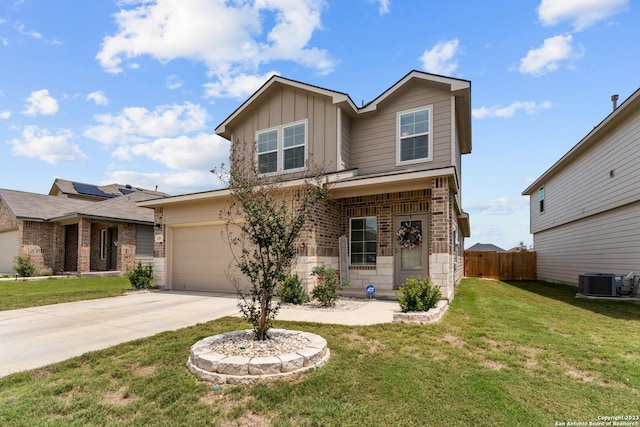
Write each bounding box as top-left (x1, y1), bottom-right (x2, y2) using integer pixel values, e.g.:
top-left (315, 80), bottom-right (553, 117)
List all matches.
top-left (430, 177), bottom-right (454, 301)
top-left (78, 218), bottom-right (91, 274)
top-left (120, 223), bottom-right (136, 272)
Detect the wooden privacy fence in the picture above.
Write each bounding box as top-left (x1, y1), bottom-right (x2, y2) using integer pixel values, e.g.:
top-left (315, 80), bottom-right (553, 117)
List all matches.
top-left (464, 251), bottom-right (537, 280)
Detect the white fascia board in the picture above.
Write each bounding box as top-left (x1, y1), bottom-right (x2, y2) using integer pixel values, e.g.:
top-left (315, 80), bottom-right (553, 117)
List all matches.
top-left (332, 167), bottom-right (458, 192)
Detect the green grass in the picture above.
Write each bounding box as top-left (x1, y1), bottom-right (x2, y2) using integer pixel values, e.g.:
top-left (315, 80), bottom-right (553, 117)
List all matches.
top-left (0, 276), bottom-right (133, 311)
top-left (1, 278), bottom-right (639, 426)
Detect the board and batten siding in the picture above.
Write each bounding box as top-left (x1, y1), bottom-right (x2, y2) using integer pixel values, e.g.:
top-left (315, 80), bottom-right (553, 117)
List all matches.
top-left (350, 81), bottom-right (452, 176)
top-left (530, 112), bottom-right (640, 234)
top-left (340, 110), bottom-right (351, 170)
top-left (231, 85), bottom-right (339, 173)
top-left (534, 201), bottom-right (640, 286)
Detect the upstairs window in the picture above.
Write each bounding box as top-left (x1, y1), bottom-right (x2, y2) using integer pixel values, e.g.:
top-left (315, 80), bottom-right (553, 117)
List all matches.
top-left (256, 121), bottom-right (307, 174)
top-left (397, 106), bottom-right (432, 165)
top-left (539, 187), bottom-right (545, 213)
top-left (257, 129), bottom-right (278, 174)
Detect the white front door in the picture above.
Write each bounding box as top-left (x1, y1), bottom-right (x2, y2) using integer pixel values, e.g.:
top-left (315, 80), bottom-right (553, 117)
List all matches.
top-left (394, 214), bottom-right (429, 287)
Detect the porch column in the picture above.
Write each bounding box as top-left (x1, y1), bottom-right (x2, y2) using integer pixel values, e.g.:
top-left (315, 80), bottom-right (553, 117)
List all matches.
top-left (153, 207), bottom-right (167, 289)
top-left (77, 218), bottom-right (91, 274)
top-left (430, 178), bottom-right (454, 301)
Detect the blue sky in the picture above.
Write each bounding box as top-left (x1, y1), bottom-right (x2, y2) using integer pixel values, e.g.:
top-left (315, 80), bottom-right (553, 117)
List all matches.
top-left (1, 0), bottom-right (638, 250)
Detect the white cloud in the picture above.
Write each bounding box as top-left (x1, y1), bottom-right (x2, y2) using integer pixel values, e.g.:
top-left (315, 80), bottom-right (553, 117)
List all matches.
top-left (519, 34), bottom-right (584, 76)
top-left (103, 169), bottom-right (225, 195)
top-left (0, 110), bottom-right (10, 119)
top-left (96, 0), bottom-right (334, 94)
top-left (473, 100), bottom-right (553, 119)
top-left (22, 89), bottom-right (59, 116)
top-left (419, 39), bottom-right (460, 75)
top-left (15, 22), bottom-right (42, 39)
top-left (115, 133), bottom-right (229, 171)
top-left (203, 71), bottom-right (278, 100)
top-left (87, 91), bottom-right (109, 106)
top-left (538, 0), bottom-right (628, 30)
top-left (466, 197), bottom-right (529, 216)
top-left (166, 74), bottom-right (183, 90)
top-left (84, 102), bottom-right (208, 144)
top-left (7, 126), bottom-right (88, 163)
top-left (369, 0), bottom-right (390, 15)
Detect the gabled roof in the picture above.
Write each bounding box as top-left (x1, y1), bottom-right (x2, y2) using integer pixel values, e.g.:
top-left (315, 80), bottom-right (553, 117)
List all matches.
top-left (466, 243), bottom-right (506, 252)
top-left (49, 178), bottom-right (167, 200)
top-left (215, 70), bottom-right (472, 153)
top-left (523, 87), bottom-right (640, 195)
top-left (0, 188), bottom-right (157, 224)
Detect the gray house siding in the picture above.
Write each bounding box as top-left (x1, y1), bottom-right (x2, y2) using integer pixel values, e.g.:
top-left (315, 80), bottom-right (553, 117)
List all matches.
top-left (135, 225), bottom-right (154, 264)
top-left (350, 80), bottom-right (453, 176)
top-left (534, 202), bottom-right (640, 285)
top-left (524, 88), bottom-right (640, 294)
top-left (530, 101), bottom-right (640, 234)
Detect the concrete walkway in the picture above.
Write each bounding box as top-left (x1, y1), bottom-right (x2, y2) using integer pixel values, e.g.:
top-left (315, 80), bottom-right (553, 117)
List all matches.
top-left (0, 290), bottom-right (399, 377)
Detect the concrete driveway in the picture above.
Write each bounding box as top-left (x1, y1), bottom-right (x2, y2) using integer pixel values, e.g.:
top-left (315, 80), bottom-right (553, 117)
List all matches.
top-left (0, 290), bottom-right (240, 377)
top-left (0, 290), bottom-right (399, 378)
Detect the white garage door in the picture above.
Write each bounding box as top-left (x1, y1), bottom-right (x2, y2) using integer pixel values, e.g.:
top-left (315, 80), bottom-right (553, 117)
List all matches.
top-left (171, 225), bottom-right (246, 293)
top-left (0, 230), bottom-right (19, 274)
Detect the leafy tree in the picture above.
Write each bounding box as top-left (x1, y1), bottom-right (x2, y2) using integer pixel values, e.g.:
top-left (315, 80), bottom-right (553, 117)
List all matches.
top-left (214, 142), bottom-right (328, 340)
top-left (516, 241), bottom-right (531, 252)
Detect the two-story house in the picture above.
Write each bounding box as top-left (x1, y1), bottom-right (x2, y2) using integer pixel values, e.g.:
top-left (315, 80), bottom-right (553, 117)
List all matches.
top-left (140, 71), bottom-right (472, 301)
top-left (522, 88), bottom-right (640, 296)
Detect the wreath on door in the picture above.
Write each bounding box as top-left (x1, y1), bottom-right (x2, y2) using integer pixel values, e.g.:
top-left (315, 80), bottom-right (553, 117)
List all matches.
top-left (397, 223), bottom-right (422, 249)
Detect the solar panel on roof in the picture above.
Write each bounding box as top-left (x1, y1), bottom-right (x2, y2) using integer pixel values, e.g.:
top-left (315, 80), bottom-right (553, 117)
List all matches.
top-left (119, 188), bottom-right (135, 195)
top-left (72, 183), bottom-right (117, 198)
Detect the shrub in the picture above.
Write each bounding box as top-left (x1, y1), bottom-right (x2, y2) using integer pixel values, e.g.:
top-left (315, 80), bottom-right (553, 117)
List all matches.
top-left (310, 266), bottom-right (348, 307)
top-left (396, 276), bottom-right (441, 312)
top-left (126, 261), bottom-right (154, 289)
top-left (277, 274), bottom-right (307, 304)
top-left (12, 255), bottom-right (36, 277)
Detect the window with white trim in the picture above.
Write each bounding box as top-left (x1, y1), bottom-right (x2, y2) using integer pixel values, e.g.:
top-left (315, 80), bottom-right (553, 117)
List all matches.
top-left (397, 106), bottom-right (432, 164)
top-left (256, 121), bottom-right (307, 174)
top-left (350, 217), bottom-right (377, 266)
top-left (539, 186), bottom-right (545, 213)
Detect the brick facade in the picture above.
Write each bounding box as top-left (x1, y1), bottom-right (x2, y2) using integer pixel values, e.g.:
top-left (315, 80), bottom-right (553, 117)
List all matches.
top-left (20, 221), bottom-right (56, 273)
top-left (152, 177), bottom-right (463, 296)
top-left (6, 216), bottom-right (139, 275)
top-left (297, 178), bottom-right (461, 293)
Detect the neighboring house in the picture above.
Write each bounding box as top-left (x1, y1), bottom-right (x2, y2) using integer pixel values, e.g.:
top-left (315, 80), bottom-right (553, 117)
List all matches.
top-left (522, 88), bottom-right (640, 295)
top-left (140, 71), bottom-right (472, 301)
top-left (466, 243), bottom-right (506, 252)
top-left (0, 180), bottom-right (167, 275)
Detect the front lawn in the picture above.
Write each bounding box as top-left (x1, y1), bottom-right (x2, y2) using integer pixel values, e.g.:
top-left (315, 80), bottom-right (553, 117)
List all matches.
top-left (0, 276), bottom-right (132, 311)
top-left (0, 278), bottom-right (638, 426)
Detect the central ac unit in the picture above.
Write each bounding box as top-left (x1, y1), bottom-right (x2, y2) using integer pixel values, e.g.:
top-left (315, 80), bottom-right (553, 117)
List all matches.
top-left (578, 273), bottom-right (621, 297)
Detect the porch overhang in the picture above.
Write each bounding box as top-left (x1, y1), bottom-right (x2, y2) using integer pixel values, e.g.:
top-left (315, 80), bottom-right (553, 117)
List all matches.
top-left (329, 167), bottom-right (459, 199)
top-left (458, 212), bottom-right (470, 238)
